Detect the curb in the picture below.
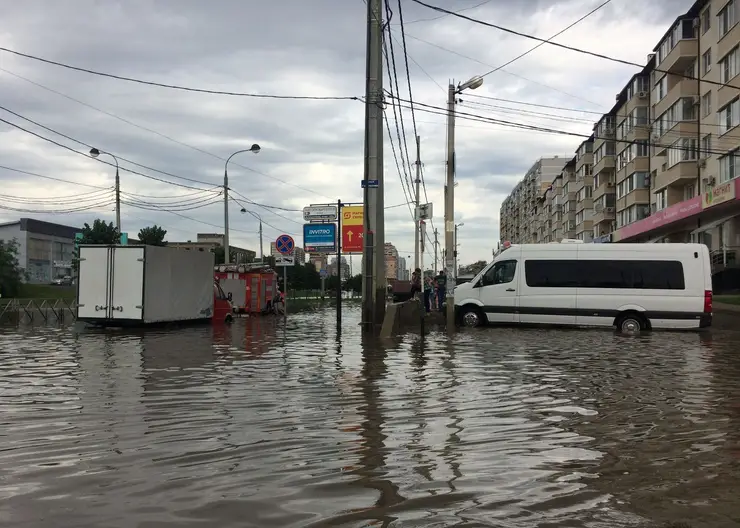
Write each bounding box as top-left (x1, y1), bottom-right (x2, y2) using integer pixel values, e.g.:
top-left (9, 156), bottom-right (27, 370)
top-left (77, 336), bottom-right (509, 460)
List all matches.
top-left (714, 302), bottom-right (740, 313)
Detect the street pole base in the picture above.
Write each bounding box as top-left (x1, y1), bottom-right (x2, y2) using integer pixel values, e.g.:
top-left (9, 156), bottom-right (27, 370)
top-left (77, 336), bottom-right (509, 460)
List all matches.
top-left (446, 294), bottom-right (456, 332)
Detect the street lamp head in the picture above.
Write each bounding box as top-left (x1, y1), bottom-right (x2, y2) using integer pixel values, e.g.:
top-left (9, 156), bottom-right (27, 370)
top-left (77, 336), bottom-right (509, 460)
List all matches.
top-left (458, 76), bottom-right (484, 92)
top-left (89, 147), bottom-right (100, 158)
top-left (249, 143), bottom-right (261, 153)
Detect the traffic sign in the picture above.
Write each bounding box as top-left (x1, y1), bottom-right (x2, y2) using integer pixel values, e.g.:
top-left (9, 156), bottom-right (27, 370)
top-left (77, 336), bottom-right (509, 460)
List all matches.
top-left (303, 205), bottom-right (338, 222)
top-left (361, 179), bottom-right (379, 188)
top-left (303, 223), bottom-right (336, 252)
top-left (275, 234), bottom-right (295, 255)
top-left (276, 255), bottom-right (295, 266)
top-left (320, 269), bottom-right (328, 278)
top-left (341, 205), bottom-right (364, 254)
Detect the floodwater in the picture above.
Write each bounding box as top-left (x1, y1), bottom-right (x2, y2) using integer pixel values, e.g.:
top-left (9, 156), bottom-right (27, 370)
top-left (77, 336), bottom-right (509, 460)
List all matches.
top-left (1, 307), bottom-right (739, 528)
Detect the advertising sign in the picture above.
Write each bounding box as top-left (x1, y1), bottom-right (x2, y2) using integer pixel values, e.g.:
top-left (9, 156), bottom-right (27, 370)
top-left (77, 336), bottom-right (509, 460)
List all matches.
top-left (341, 205), bottom-right (364, 254)
top-left (303, 223), bottom-right (336, 252)
top-left (614, 195), bottom-right (701, 241)
top-left (703, 180), bottom-right (737, 209)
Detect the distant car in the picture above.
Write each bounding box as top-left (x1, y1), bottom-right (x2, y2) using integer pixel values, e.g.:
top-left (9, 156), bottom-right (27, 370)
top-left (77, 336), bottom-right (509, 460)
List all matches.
top-left (51, 276), bottom-right (72, 286)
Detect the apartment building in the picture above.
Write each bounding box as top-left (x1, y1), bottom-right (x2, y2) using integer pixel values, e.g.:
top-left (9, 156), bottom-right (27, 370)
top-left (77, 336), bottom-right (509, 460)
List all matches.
top-left (573, 137), bottom-right (595, 242)
top-left (592, 115), bottom-right (617, 240)
top-left (615, 61), bottom-right (653, 238)
top-left (499, 156), bottom-right (568, 243)
top-left (558, 157), bottom-right (578, 239)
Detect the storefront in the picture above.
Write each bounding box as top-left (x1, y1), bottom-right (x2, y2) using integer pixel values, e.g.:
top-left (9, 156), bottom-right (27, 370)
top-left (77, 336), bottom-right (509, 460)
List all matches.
top-left (612, 195), bottom-right (702, 243)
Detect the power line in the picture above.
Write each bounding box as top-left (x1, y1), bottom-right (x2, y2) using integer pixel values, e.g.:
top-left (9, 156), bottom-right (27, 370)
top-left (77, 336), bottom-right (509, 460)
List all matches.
top-left (0, 67), bottom-right (337, 200)
top-left (479, 0), bottom-right (612, 78)
top-left (398, 0), bottom-right (493, 25)
top-left (411, 0), bottom-right (740, 91)
top-left (0, 116), bottom-right (216, 192)
top-left (0, 47), bottom-right (361, 101)
top-left (390, 94), bottom-right (740, 158)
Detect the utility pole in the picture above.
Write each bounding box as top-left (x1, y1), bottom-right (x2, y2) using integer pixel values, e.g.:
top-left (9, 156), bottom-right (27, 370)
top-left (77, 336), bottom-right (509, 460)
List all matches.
top-left (362, 0), bottom-right (385, 332)
top-left (444, 83), bottom-right (456, 329)
top-left (258, 220), bottom-right (263, 262)
top-left (414, 135), bottom-right (421, 271)
top-left (433, 228), bottom-right (439, 274)
top-left (444, 76), bottom-right (483, 330)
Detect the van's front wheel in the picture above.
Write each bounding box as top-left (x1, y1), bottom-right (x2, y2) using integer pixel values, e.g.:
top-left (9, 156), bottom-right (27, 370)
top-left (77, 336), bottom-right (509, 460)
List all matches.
top-left (460, 305), bottom-right (484, 327)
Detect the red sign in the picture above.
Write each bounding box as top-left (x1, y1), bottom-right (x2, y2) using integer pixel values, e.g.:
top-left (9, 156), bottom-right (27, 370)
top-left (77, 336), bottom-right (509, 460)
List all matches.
top-left (341, 226), bottom-right (363, 253)
top-left (616, 195), bottom-right (701, 241)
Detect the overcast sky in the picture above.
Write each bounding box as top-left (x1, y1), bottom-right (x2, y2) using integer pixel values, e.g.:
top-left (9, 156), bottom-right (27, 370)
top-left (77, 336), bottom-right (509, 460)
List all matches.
top-left (0, 0), bottom-right (692, 268)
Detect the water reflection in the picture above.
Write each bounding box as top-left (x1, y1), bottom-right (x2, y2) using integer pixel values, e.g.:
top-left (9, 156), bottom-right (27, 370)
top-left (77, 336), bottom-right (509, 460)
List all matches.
top-left (1, 309), bottom-right (740, 527)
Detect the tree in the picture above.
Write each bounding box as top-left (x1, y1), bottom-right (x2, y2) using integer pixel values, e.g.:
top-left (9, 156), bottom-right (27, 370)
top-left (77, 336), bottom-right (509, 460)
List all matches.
top-left (344, 274), bottom-right (362, 293)
top-left (0, 239), bottom-right (25, 298)
top-left (213, 246), bottom-right (239, 265)
top-left (137, 225), bottom-right (167, 246)
top-left (80, 219), bottom-right (119, 244)
top-left (73, 219), bottom-right (120, 272)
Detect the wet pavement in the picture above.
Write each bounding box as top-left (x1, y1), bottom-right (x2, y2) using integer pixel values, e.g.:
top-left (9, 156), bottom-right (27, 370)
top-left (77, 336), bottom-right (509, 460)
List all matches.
top-left (1, 306), bottom-right (739, 527)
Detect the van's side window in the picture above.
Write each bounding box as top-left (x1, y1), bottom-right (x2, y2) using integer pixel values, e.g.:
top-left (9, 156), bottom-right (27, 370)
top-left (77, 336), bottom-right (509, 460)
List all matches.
top-left (525, 259), bottom-right (685, 289)
top-left (482, 260), bottom-right (517, 286)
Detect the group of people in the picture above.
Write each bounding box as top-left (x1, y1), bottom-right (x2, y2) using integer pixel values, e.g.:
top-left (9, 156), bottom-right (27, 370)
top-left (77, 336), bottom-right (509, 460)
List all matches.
top-left (410, 269), bottom-right (448, 313)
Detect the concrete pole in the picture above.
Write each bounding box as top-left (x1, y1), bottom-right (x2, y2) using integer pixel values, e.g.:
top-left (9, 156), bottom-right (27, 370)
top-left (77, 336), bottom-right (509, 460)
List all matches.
top-left (433, 228), bottom-right (438, 274)
top-left (259, 221), bottom-right (263, 262)
top-left (362, 0), bottom-right (385, 331)
top-left (445, 82), bottom-right (456, 330)
top-left (223, 169), bottom-right (230, 264)
top-left (414, 135), bottom-right (421, 271)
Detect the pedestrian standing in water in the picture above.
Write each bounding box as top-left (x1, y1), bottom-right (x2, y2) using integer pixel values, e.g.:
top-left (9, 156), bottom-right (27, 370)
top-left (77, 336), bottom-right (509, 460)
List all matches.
top-left (423, 275), bottom-right (433, 313)
top-left (434, 269), bottom-right (447, 311)
top-left (410, 268), bottom-right (422, 299)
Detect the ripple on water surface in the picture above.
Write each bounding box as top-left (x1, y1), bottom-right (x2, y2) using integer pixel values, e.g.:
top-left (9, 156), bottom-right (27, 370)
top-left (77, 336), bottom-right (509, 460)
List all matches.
top-left (1, 307), bottom-right (739, 527)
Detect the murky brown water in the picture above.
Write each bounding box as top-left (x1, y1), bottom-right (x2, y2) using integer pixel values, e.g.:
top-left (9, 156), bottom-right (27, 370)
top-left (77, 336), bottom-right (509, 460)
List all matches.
top-left (1, 306), bottom-right (740, 527)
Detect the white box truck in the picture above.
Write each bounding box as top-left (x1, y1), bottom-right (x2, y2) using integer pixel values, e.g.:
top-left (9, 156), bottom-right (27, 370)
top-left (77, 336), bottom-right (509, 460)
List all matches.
top-left (76, 245), bottom-right (215, 325)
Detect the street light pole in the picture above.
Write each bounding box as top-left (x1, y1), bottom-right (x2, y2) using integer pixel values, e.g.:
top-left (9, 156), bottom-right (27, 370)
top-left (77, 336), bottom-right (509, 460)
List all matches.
top-left (89, 148), bottom-right (120, 235)
top-left (224, 144), bottom-right (260, 264)
top-left (240, 208), bottom-right (264, 263)
top-left (414, 135), bottom-right (421, 271)
top-left (444, 76), bottom-right (483, 330)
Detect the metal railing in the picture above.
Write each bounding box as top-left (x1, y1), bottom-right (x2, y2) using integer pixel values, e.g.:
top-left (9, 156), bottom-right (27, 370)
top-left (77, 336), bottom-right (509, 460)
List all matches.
top-left (711, 246), bottom-right (740, 271)
top-left (0, 298), bottom-right (78, 324)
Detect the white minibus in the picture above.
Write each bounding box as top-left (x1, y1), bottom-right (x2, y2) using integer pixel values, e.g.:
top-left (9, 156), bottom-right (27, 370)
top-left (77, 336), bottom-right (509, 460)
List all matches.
top-left (454, 242), bottom-right (713, 332)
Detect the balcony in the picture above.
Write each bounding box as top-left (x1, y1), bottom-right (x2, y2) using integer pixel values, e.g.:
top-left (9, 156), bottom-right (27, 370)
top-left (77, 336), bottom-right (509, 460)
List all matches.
top-left (592, 203), bottom-right (616, 226)
top-left (616, 188), bottom-right (651, 211)
top-left (593, 154), bottom-right (615, 176)
top-left (656, 21), bottom-right (697, 74)
top-left (654, 79), bottom-right (698, 120)
top-left (617, 156), bottom-right (649, 179)
top-left (576, 198), bottom-right (593, 214)
top-left (593, 180), bottom-right (615, 201)
top-left (654, 160), bottom-right (698, 191)
top-left (654, 121), bottom-right (697, 156)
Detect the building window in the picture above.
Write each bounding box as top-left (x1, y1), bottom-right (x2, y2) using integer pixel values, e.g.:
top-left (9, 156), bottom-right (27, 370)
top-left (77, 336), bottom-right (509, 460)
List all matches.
top-left (718, 98), bottom-right (740, 134)
top-left (702, 8), bottom-right (711, 34)
top-left (719, 0), bottom-right (736, 38)
top-left (668, 138), bottom-right (698, 167)
top-left (702, 49), bottom-right (712, 76)
top-left (702, 91), bottom-right (712, 117)
top-left (656, 188), bottom-right (668, 211)
top-left (720, 47), bottom-right (739, 83)
top-left (719, 149), bottom-right (740, 182)
top-left (702, 134), bottom-right (712, 158)
top-left (654, 75), bottom-right (668, 102)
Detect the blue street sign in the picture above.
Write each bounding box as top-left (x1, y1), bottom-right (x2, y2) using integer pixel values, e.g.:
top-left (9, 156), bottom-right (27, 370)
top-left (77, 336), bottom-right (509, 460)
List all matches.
top-left (303, 223), bottom-right (336, 252)
top-left (320, 269), bottom-right (328, 278)
top-left (275, 234), bottom-right (295, 255)
top-left (361, 179), bottom-right (379, 188)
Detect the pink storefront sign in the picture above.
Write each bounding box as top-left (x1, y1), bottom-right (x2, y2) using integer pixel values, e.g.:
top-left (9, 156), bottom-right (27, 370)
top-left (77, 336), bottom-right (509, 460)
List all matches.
top-left (615, 195), bottom-right (702, 241)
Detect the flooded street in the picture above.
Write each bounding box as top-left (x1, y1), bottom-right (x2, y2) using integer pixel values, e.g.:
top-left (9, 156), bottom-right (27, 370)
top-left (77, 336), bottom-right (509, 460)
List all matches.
top-left (1, 307), bottom-right (740, 527)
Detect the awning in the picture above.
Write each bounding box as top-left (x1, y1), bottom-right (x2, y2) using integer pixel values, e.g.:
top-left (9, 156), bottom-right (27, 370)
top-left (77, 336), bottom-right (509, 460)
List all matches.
top-left (690, 212), bottom-right (740, 235)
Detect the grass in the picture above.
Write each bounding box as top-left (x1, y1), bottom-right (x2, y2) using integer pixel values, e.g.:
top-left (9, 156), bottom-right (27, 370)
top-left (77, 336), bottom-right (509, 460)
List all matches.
top-left (0, 284), bottom-right (76, 303)
top-left (715, 294), bottom-right (740, 305)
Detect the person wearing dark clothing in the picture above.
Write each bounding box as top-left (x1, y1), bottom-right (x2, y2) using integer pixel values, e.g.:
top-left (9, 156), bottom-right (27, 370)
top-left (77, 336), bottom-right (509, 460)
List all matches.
top-left (409, 268), bottom-right (422, 298)
top-left (435, 270), bottom-right (447, 311)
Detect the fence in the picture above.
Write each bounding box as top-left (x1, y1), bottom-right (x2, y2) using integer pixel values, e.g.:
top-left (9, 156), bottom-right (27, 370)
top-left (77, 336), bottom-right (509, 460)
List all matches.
top-left (0, 298), bottom-right (77, 324)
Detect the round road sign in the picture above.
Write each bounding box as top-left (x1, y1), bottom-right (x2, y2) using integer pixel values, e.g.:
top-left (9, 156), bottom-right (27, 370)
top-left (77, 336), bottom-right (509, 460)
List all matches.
top-left (275, 234), bottom-right (295, 255)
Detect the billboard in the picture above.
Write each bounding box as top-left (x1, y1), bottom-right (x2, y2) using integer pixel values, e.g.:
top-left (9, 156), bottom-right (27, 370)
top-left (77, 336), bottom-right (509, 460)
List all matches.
top-left (303, 223), bottom-right (336, 252)
top-left (341, 205), bottom-right (364, 254)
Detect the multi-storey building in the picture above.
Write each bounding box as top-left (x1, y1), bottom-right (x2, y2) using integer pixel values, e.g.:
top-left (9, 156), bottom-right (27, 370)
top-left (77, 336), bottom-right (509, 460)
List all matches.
top-left (498, 0), bottom-right (740, 291)
top-left (384, 242), bottom-right (399, 281)
top-left (615, 61), bottom-right (653, 237)
top-left (574, 137), bottom-right (595, 241)
top-left (592, 114), bottom-right (617, 240)
top-left (499, 156), bottom-right (568, 243)
top-left (559, 157), bottom-right (578, 239)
